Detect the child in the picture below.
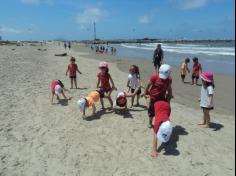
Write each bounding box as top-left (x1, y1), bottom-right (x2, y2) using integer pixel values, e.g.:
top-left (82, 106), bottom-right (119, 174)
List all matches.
top-left (192, 57), bottom-right (202, 85)
top-left (97, 62), bottom-right (117, 109)
top-left (77, 88), bottom-right (105, 118)
top-left (151, 101), bottom-right (173, 157)
top-left (143, 64), bottom-right (173, 128)
top-left (51, 79), bottom-right (69, 104)
top-left (66, 57), bottom-right (82, 89)
top-left (127, 65), bottom-right (142, 107)
top-left (199, 71), bottom-right (215, 128)
top-left (180, 58), bottom-right (190, 83)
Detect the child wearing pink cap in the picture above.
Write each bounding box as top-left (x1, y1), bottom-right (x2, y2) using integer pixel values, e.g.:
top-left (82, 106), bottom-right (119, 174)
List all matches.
top-left (97, 62), bottom-right (117, 109)
top-left (199, 71), bottom-right (215, 128)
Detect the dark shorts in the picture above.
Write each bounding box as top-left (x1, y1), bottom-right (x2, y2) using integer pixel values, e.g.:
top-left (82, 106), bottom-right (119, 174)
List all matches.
top-left (192, 75), bottom-right (199, 80)
top-left (181, 74), bottom-right (186, 80)
top-left (201, 107), bottom-right (214, 110)
top-left (131, 88), bottom-right (141, 95)
top-left (70, 76), bottom-right (76, 79)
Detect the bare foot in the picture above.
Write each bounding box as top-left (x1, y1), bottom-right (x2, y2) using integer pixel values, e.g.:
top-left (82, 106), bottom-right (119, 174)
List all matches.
top-left (151, 151), bottom-right (159, 158)
top-left (148, 124), bottom-right (153, 129)
top-left (198, 123), bottom-right (206, 126)
top-left (202, 124), bottom-right (210, 128)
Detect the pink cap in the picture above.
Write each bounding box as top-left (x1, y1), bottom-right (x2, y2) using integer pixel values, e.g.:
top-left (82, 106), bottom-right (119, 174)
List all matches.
top-left (200, 71), bottom-right (214, 82)
top-left (99, 62), bottom-right (108, 68)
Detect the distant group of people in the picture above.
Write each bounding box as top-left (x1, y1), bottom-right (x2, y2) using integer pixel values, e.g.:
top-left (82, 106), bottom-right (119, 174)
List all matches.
top-left (51, 43), bottom-right (215, 158)
top-left (91, 44), bottom-right (117, 55)
top-left (64, 41), bottom-right (72, 50)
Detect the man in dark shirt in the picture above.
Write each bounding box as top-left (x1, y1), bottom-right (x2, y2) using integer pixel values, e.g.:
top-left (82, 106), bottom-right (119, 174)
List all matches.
top-left (153, 44), bottom-right (164, 72)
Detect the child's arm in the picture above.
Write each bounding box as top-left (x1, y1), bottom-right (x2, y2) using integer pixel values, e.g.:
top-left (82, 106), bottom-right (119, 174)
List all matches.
top-left (82, 107), bottom-right (86, 118)
top-left (92, 104), bottom-right (96, 115)
top-left (143, 82), bottom-right (152, 96)
top-left (127, 80), bottom-right (131, 92)
top-left (110, 76), bottom-right (117, 90)
top-left (66, 66), bottom-right (69, 76)
top-left (62, 91), bottom-right (68, 100)
top-left (97, 78), bottom-right (101, 88)
top-left (208, 95), bottom-right (213, 107)
top-left (51, 94), bottom-right (54, 104)
top-left (166, 84), bottom-right (173, 102)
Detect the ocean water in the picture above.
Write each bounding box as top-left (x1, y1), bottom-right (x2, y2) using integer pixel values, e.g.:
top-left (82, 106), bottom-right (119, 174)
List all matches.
top-left (112, 42), bottom-right (235, 76)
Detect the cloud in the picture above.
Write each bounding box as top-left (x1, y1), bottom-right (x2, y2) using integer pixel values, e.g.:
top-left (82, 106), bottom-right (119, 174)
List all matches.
top-left (75, 7), bottom-right (107, 25)
top-left (172, 0), bottom-right (209, 9)
top-left (139, 15), bottom-right (150, 24)
top-left (21, 0), bottom-right (53, 5)
top-left (0, 26), bottom-right (22, 34)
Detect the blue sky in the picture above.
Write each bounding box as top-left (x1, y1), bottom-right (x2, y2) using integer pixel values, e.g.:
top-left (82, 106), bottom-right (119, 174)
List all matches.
top-left (0, 0), bottom-right (235, 40)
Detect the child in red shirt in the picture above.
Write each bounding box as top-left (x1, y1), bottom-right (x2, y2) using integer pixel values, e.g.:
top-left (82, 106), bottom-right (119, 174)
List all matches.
top-left (66, 57), bottom-right (82, 89)
top-left (143, 64), bottom-right (173, 128)
top-left (97, 62), bottom-right (117, 109)
top-left (192, 57), bottom-right (202, 85)
top-left (51, 79), bottom-right (69, 104)
top-left (151, 101), bottom-right (172, 157)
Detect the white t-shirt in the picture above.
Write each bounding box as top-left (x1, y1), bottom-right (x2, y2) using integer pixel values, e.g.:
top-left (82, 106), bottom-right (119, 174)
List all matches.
top-left (128, 74), bottom-right (140, 89)
top-left (200, 85), bottom-right (214, 108)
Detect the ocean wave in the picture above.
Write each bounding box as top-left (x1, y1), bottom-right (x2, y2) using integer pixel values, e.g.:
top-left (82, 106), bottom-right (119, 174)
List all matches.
top-left (120, 43), bottom-right (235, 56)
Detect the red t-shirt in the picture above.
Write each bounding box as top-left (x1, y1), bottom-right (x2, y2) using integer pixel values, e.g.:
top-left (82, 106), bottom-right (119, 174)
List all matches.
top-left (68, 64), bottom-right (78, 77)
top-left (153, 101), bottom-right (171, 134)
top-left (97, 72), bottom-right (111, 91)
top-left (192, 63), bottom-right (201, 76)
top-left (149, 74), bottom-right (172, 101)
top-left (51, 80), bottom-right (59, 95)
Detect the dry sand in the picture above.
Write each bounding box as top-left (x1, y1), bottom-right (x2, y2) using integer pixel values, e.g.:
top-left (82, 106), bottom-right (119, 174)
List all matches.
top-left (0, 43), bottom-right (235, 176)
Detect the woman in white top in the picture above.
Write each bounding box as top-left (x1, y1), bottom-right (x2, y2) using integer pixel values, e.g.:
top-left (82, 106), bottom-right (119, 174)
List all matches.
top-left (127, 65), bottom-right (142, 108)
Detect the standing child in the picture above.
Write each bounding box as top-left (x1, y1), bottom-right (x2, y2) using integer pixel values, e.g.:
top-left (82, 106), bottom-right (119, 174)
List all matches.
top-left (143, 64), bottom-right (173, 128)
top-left (151, 101), bottom-right (173, 157)
top-left (127, 65), bottom-right (142, 107)
top-left (97, 62), bottom-right (117, 109)
top-left (199, 71), bottom-right (215, 128)
top-left (66, 57), bottom-right (82, 89)
top-left (180, 58), bottom-right (190, 83)
top-left (192, 57), bottom-right (202, 85)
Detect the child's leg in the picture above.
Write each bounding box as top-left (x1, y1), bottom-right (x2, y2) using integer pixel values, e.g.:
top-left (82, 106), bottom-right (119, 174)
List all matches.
top-left (131, 96), bottom-right (135, 107)
top-left (151, 133), bottom-right (159, 157)
top-left (199, 108), bottom-right (206, 125)
top-left (203, 109), bottom-right (210, 128)
top-left (74, 78), bottom-right (78, 89)
top-left (70, 78), bottom-right (73, 89)
top-left (196, 77), bottom-right (199, 85)
top-left (100, 98), bottom-right (105, 109)
top-left (107, 91), bottom-right (114, 108)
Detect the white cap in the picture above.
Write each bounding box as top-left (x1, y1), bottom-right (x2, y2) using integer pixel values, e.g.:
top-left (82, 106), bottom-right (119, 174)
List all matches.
top-left (77, 98), bottom-right (86, 113)
top-left (159, 64), bottom-right (172, 80)
top-left (157, 121), bottom-right (173, 143)
top-left (55, 85), bottom-right (62, 95)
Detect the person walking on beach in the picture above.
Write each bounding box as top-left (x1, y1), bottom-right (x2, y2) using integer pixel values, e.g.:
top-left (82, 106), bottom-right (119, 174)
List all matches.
top-left (180, 58), bottom-right (190, 83)
top-left (198, 71), bottom-right (215, 128)
top-left (68, 42), bottom-right (71, 50)
top-left (64, 42), bottom-right (67, 50)
top-left (127, 65), bottom-right (142, 108)
top-left (66, 57), bottom-right (82, 89)
top-left (97, 62), bottom-right (117, 109)
top-left (153, 44), bottom-right (164, 72)
top-left (192, 57), bottom-right (202, 85)
top-left (143, 64), bottom-right (173, 128)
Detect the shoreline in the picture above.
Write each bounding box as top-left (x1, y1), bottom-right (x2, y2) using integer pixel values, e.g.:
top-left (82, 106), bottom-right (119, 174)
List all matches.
top-left (73, 43), bottom-right (235, 116)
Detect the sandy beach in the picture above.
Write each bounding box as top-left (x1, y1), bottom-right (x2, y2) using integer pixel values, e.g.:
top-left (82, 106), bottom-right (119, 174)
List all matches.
top-left (0, 43), bottom-right (235, 176)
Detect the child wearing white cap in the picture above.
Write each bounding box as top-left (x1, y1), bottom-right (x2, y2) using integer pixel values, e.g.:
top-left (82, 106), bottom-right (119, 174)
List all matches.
top-left (151, 101), bottom-right (173, 157)
top-left (51, 80), bottom-right (69, 104)
top-left (77, 88), bottom-right (105, 118)
top-left (143, 64), bottom-right (173, 128)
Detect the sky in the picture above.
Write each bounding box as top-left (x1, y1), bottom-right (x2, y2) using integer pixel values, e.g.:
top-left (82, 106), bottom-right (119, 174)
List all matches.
top-left (0, 0), bottom-right (235, 40)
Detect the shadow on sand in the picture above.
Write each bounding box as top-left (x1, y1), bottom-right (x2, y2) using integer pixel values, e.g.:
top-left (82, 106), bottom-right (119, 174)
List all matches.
top-left (209, 122), bottom-right (224, 131)
top-left (158, 125), bottom-right (188, 156)
top-left (114, 109), bottom-right (133, 118)
top-left (84, 109), bottom-right (114, 121)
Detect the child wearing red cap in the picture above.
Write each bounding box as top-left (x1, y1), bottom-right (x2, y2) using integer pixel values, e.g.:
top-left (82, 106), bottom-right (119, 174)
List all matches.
top-left (97, 62), bottom-right (117, 109)
top-left (151, 101), bottom-right (172, 157)
top-left (199, 71), bottom-right (215, 128)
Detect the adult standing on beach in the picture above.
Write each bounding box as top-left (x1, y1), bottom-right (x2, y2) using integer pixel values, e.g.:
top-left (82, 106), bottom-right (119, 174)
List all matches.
top-left (153, 44), bottom-right (164, 72)
top-left (68, 42), bottom-right (71, 50)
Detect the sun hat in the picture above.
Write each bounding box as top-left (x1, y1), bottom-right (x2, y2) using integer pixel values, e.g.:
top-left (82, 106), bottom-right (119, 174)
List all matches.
top-left (55, 85), bottom-right (62, 95)
top-left (200, 71), bottom-right (214, 82)
top-left (157, 121), bottom-right (173, 143)
top-left (99, 62), bottom-right (108, 68)
top-left (116, 92), bottom-right (127, 107)
top-left (159, 64), bottom-right (172, 80)
top-left (77, 98), bottom-right (87, 113)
